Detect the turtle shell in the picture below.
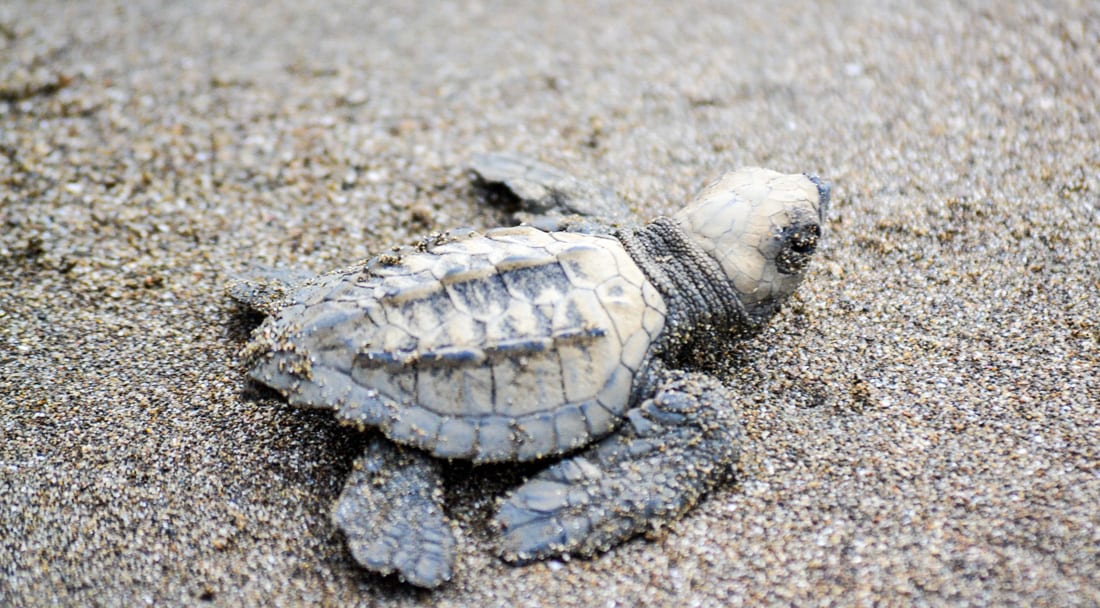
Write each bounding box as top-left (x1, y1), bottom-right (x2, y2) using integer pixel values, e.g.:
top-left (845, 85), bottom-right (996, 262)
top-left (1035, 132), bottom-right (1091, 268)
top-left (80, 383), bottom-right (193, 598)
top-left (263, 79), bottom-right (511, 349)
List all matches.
top-left (246, 226), bottom-right (667, 463)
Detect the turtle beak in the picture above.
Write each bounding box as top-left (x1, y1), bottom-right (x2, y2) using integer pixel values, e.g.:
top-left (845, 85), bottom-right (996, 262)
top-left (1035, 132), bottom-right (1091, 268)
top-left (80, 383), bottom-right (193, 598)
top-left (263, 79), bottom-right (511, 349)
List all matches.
top-left (806, 174), bottom-right (831, 222)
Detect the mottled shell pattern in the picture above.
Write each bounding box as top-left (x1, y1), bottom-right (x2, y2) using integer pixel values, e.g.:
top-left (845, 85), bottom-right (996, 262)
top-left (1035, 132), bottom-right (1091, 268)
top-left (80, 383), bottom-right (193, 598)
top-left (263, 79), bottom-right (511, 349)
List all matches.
top-left (246, 227), bottom-right (667, 463)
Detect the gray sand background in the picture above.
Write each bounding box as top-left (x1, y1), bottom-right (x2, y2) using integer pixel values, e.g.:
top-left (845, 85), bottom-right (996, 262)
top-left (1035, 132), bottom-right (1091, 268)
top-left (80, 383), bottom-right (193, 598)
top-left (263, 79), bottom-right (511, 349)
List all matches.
top-left (2, 1), bottom-right (1097, 605)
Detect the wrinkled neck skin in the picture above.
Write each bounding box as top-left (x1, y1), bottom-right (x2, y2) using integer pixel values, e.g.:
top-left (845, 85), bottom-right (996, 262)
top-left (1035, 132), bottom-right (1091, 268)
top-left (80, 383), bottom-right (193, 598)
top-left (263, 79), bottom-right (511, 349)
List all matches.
top-left (618, 217), bottom-right (766, 362)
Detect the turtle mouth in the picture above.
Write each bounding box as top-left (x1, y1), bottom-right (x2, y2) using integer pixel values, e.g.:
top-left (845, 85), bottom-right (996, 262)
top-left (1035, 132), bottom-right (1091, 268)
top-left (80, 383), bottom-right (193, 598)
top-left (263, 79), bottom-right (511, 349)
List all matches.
top-left (806, 174), bottom-right (831, 221)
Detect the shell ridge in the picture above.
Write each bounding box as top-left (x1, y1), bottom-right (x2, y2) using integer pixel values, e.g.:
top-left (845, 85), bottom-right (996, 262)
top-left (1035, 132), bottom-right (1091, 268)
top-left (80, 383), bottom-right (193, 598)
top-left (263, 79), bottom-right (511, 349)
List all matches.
top-left (356, 326), bottom-right (609, 370)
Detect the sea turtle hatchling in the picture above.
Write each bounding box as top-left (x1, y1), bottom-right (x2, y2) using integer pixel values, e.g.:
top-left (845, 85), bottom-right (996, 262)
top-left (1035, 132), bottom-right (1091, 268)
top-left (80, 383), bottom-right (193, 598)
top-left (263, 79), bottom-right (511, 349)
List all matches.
top-left (228, 154), bottom-right (830, 588)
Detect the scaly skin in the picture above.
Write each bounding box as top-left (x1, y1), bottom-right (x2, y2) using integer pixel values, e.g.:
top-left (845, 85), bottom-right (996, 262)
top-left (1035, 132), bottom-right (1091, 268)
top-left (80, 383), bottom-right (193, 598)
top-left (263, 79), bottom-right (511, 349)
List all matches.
top-left (332, 437), bottom-right (456, 588)
top-left (495, 370), bottom-right (741, 562)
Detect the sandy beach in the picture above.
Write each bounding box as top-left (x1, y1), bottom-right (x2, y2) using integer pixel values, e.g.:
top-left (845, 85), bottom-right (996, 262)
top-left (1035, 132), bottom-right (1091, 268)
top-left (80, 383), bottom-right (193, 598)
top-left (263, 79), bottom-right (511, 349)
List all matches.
top-left (2, 1), bottom-right (1097, 605)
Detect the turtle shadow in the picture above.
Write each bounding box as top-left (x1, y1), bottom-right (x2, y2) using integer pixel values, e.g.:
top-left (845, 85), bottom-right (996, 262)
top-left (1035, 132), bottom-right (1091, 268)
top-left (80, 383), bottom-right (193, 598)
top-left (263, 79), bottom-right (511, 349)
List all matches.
top-left (222, 302), bottom-right (267, 345)
top-left (440, 458), bottom-right (541, 529)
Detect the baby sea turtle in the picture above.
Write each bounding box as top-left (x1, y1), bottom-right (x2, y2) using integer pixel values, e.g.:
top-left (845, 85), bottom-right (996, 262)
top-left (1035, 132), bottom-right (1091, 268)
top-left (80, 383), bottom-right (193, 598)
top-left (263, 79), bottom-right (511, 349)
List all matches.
top-left (229, 154), bottom-right (830, 588)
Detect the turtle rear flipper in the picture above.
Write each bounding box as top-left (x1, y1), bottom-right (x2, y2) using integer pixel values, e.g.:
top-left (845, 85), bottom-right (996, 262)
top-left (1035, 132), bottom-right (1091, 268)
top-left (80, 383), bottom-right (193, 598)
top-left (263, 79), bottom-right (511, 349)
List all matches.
top-left (226, 266), bottom-right (317, 316)
top-left (469, 153), bottom-right (635, 232)
top-left (494, 371), bottom-right (741, 562)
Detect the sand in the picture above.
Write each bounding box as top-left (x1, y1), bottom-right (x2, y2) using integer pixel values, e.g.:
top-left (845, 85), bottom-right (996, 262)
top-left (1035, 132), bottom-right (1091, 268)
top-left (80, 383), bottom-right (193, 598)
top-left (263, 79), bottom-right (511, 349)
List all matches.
top-left (2, 0), bottom-right (1097, 606)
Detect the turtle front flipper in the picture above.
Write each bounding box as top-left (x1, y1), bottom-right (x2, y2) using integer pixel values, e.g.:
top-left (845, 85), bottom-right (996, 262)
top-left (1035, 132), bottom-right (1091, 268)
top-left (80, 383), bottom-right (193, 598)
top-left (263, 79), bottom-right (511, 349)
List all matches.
top-left (494, 371), bottom-right (741, 562)
top-left (469, 152), bottom-right (635, 232)
top-left (332, 437), bottom-right (457, 588)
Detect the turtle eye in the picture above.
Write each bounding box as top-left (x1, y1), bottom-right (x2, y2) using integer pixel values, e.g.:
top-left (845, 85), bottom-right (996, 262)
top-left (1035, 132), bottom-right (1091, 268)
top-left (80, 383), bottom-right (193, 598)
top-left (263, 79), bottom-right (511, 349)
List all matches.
top-left (776, 223), bottom-right (820, 273)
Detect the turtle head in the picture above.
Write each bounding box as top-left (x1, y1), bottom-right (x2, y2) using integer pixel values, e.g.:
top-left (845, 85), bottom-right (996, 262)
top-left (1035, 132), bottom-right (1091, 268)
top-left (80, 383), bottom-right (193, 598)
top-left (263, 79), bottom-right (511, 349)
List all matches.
top-left (674, 167), bottom-right (829, 325)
